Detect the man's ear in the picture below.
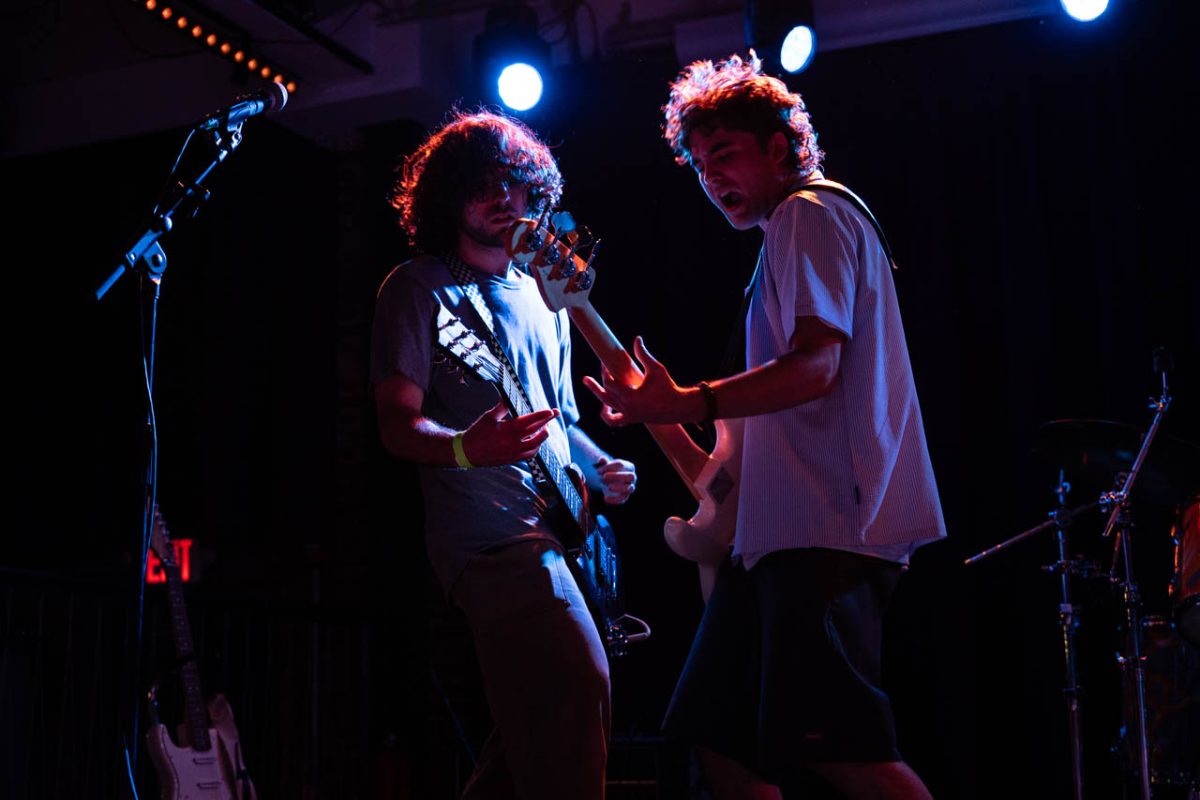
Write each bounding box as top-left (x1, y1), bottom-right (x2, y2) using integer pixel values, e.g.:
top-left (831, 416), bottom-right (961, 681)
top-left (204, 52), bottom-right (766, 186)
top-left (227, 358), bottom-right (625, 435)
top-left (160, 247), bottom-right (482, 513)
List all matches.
top-left (768, 131), bottom-right (790, 166)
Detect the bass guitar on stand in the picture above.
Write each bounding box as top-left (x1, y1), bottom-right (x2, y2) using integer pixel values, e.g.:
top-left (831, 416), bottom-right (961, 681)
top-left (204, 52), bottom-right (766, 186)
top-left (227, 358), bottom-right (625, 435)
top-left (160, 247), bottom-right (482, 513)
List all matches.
top-left (146, 505), bottom-right (256, 800)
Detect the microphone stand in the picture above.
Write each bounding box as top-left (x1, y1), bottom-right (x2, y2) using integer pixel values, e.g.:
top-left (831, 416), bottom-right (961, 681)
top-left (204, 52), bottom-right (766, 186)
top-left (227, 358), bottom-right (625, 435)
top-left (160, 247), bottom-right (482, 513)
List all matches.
top-left (1100, 349), bottom-right (1173, 800)
top-left (94, 121), bottom-right (247, 796)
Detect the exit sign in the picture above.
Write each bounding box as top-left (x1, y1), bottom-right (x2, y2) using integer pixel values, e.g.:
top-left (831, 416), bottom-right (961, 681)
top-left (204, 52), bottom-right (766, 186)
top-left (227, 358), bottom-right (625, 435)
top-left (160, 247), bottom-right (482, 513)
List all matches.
top-left (146, 539), bottom-right (193, 583)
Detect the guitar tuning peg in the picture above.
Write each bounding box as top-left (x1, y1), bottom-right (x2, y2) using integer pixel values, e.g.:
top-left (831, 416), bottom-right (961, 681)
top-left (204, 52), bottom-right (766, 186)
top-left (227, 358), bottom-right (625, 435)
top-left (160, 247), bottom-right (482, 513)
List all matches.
top-left (584, 239), bottom-right (602, 270)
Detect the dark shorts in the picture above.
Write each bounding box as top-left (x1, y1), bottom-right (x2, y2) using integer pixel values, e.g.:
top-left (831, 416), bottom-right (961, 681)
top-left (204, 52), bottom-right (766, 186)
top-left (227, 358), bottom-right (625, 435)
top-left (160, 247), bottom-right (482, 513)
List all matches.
top-left (662, 547), bottom-right (903, 784)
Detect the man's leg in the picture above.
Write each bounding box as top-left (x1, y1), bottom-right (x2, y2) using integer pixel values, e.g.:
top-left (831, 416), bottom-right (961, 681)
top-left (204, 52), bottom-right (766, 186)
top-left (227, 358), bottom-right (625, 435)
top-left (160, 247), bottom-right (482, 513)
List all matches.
top-left (812, 760), bottom-right (934, 800)
top-left (454, 539), bottom-right (610, 800)
top-left (697, 746), bottom-right (782, 800)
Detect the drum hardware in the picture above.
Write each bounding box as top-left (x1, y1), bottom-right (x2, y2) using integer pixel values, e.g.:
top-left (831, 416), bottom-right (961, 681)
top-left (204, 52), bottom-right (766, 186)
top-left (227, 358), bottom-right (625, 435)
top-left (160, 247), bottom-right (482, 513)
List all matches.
top-left (1091, 349), bottom-right (1177, 800)
top-left (965, 472), bottom-right (1100, 800)
top-left (967, 349), bottom-right (1199, 800)
top-left (1170, 493), bottom-right (1200, 648)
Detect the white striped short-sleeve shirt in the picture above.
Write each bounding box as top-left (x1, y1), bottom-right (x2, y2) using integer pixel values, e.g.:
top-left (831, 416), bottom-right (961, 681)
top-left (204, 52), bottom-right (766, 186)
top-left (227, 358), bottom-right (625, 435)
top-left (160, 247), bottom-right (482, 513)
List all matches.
top-left (735, 183), bottom-right (946, 568)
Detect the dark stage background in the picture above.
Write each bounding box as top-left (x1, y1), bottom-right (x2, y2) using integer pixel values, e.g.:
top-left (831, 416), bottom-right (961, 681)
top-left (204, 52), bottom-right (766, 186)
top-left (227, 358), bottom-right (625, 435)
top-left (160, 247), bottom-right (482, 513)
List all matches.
top-left (3, 3), bottom-right (1197, 798)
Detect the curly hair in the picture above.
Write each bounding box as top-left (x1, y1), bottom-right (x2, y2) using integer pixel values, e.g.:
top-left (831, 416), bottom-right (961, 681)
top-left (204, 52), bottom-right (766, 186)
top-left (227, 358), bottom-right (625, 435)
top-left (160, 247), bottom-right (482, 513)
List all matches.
top-left (662, 52), bottom-right (824, 176)
top-left (390, 110), bottom-right (564, 254)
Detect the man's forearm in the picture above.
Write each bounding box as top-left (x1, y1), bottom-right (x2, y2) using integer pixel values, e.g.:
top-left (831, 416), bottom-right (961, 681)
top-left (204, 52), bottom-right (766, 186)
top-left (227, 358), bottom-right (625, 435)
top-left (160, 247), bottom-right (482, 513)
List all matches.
top-left (379, 413), bottom-right (460, 466)
top-left (694, 345), bottom-right (840, 421)
top-left (567, 425), bottom-right (612, 490)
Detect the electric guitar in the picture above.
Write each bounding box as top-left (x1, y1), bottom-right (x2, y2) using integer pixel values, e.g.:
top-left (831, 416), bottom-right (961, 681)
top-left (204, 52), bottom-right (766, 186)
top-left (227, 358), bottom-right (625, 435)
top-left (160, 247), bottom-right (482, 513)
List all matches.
top-left (434, 303), bottom-right (649, 655)
top-left (505, 216), bottom-right (741, 598)
top-left (146, 506), bottom-right (257, 800)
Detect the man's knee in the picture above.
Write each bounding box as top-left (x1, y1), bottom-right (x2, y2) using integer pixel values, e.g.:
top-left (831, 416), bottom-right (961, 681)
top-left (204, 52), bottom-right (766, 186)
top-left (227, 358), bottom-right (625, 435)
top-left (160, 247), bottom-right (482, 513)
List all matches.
top-left (810, 760), bottom-right (933, 800)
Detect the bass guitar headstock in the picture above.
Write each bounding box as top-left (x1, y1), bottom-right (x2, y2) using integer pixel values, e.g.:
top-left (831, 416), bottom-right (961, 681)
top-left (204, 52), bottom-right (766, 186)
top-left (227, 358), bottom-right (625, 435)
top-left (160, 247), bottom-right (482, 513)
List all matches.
top-left (505, 213), bottom-right (600, 313)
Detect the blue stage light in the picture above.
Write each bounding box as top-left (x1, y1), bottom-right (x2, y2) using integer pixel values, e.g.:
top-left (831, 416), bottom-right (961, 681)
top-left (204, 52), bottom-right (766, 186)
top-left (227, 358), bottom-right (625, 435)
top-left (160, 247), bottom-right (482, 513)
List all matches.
top-left (779, 25), bottom-right (816, 73)
top-left (474, 3), bottom-right (551, 113)
top-left (1061, 0), bottom-right (1109, 22)
top-left (745, 0), bottom-right (817, 75)
top-left (497, 63), bottom-right (544, 112)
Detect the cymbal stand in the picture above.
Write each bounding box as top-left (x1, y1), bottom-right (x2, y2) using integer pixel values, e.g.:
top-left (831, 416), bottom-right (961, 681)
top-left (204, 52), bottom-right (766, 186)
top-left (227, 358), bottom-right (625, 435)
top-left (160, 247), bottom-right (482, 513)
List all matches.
top-left (1049, 473), bottom-right (1086, 800)
top-left (1099, 349), bottom-right (1173, 800)
top-left (964, 481), bottom-right (1099, 800)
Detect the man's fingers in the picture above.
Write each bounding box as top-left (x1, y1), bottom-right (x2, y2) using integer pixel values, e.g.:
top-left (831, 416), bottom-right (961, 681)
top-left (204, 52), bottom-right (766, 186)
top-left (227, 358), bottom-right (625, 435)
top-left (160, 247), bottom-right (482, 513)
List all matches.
top-left (507, 408), bottom-right (559, 433)
top-left (633, 336), bottom-right (664, 373)
top-left (516, 434), bottom-right (549, 458)
top-left (582, 375), bottom-right (612, 405)
top-left (599, 404), bottom-right (627, 427)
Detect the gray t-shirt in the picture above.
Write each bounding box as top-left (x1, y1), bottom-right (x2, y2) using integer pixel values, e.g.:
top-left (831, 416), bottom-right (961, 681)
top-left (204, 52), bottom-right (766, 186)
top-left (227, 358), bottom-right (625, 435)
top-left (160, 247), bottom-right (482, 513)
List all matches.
top-left (737, 186), bottom-right (947, 568)
top-left (370, 255), bottom-right (580, 592)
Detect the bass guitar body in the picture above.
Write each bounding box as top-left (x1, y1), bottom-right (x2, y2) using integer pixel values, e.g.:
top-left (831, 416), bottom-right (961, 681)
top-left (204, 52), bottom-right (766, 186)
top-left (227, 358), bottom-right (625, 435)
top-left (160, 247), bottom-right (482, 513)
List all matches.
top-left (146, 723), bottom-right (231, 800)
top-left (663, 416), bottom-right (742, 567)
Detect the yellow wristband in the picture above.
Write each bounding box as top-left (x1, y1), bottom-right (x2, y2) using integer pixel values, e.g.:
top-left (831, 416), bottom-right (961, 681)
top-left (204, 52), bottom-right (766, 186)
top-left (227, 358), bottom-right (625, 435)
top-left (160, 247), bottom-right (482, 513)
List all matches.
top-left (452, 432), bottom-right (474, 468)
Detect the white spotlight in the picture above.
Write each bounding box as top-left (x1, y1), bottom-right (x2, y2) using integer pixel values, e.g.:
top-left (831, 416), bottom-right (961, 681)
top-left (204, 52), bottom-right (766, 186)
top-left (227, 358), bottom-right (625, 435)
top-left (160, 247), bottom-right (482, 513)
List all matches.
top-left (780, 25), bottom-right (816, 73)
top-left (497, 63), bottom-right (543, 112)
top-left (1060, 0), bottom-right (1109, 22)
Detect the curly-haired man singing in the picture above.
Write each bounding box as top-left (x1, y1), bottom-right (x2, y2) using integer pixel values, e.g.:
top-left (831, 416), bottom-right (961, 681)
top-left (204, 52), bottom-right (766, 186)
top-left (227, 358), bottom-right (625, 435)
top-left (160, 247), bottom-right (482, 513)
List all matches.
top-left (372, 110), bottom-right (637, 799)
top-left (585, 54), bottom-right (946, 799)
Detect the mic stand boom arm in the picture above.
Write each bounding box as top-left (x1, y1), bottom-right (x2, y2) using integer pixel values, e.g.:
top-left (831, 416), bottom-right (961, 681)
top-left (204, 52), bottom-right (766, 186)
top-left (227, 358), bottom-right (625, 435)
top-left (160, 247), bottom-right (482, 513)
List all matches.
top-left (94, 123), bottom-right (244, 302)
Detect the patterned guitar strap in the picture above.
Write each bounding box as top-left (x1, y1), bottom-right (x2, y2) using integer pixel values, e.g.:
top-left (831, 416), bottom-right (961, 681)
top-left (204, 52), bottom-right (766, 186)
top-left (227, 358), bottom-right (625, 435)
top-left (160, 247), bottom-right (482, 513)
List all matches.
top-left (441, 252), bottom-right (554, 492)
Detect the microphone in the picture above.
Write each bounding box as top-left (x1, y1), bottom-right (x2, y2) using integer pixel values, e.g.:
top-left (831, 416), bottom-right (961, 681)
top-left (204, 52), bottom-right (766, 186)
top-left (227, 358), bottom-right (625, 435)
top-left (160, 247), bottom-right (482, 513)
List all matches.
top-left (195, 83), bottom-right (288, 131)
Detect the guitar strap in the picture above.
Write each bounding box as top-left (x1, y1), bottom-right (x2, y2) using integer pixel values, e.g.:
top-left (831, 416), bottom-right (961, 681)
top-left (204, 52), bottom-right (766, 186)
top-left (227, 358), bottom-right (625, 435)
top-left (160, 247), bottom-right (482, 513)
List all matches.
top-left (718, 178), bottom-right (897, 377)
top-left (440, 252), bottom-right (556, 494)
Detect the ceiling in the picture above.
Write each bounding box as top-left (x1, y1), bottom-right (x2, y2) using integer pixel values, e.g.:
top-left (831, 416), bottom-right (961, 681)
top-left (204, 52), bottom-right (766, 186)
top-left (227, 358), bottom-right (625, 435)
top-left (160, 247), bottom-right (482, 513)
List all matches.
top-left (3, 0), bottom-right (1057, 159)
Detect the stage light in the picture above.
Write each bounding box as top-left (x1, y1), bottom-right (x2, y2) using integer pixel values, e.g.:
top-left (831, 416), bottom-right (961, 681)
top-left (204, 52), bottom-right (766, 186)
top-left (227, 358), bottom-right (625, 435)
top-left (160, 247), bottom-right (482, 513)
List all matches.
top-left (497, 63), bottom-right (543, 111)
top-left (1061, 0), bottom-right (1109, 22)
top-left (779, 25), bottom-right (815, 73)
top-left (132, 0), bottom-right (300, 94)
top-left (745, 0), bottom-right (817, 74)
top-left (474, 2), bottom-right (551, 112)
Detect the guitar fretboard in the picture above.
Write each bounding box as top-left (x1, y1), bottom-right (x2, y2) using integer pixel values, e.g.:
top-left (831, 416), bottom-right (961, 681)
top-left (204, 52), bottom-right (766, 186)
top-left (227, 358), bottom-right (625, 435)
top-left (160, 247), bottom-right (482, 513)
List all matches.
top-left (493, 367), bottom-right (586, 542)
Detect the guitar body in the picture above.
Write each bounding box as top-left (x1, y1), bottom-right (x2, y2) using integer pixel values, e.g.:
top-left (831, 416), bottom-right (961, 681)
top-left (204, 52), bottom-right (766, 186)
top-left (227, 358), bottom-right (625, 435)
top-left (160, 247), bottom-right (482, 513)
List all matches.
top-left (146, 695), bottom-right (256, 800)
top-left (663, 417), bottom-right (742, 565)
top-left (570, 515), bottom-right (624, 639)
top-left (146, 724), bottom-right (233, 800)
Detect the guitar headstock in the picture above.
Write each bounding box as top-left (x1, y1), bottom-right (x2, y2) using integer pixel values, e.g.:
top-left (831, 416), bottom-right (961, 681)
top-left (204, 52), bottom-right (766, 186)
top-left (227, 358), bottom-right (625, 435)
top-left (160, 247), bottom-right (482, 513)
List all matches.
top-left (149, 503), bottom-right (176, 568)
top-left (505, 216), bottom-right (598, 313)
top-left (435, 303), bottom-right (503, 384)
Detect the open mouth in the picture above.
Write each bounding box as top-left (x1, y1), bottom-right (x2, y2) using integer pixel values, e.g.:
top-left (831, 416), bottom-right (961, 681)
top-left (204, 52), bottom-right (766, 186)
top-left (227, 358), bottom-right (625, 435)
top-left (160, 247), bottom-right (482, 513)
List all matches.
top-left (718, 191), bottom-right (742, 212)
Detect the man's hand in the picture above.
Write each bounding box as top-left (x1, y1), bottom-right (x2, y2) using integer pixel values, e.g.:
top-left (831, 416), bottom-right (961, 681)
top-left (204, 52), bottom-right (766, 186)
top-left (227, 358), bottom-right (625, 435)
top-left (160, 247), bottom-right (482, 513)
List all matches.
top-left (594, 456), bottom-right (637, 504)
top-left (582, 337), bottom-right (703, 426)
top-left (461, 400), bottom-right (560, 466)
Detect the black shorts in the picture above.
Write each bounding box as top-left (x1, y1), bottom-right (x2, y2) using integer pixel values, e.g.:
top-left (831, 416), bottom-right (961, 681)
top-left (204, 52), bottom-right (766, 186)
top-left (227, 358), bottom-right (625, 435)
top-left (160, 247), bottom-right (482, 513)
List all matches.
top-left (662, 547), bottom-right (903, 784)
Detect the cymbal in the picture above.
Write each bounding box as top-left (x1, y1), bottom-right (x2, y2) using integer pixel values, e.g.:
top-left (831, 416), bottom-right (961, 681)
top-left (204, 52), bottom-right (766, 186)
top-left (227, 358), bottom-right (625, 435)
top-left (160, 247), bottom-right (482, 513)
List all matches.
top-left (1033, 419), bottom-right (1200, 506)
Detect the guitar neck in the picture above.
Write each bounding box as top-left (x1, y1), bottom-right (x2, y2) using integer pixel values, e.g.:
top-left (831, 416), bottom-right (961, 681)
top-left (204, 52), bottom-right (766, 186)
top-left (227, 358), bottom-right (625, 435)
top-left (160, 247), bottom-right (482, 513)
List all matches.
top-left (493, 368), bottom-right (589, 538)
top-left (566, 303), bottom-right (707, 494)
top-left (162, 557), bottom-right (212, 752)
